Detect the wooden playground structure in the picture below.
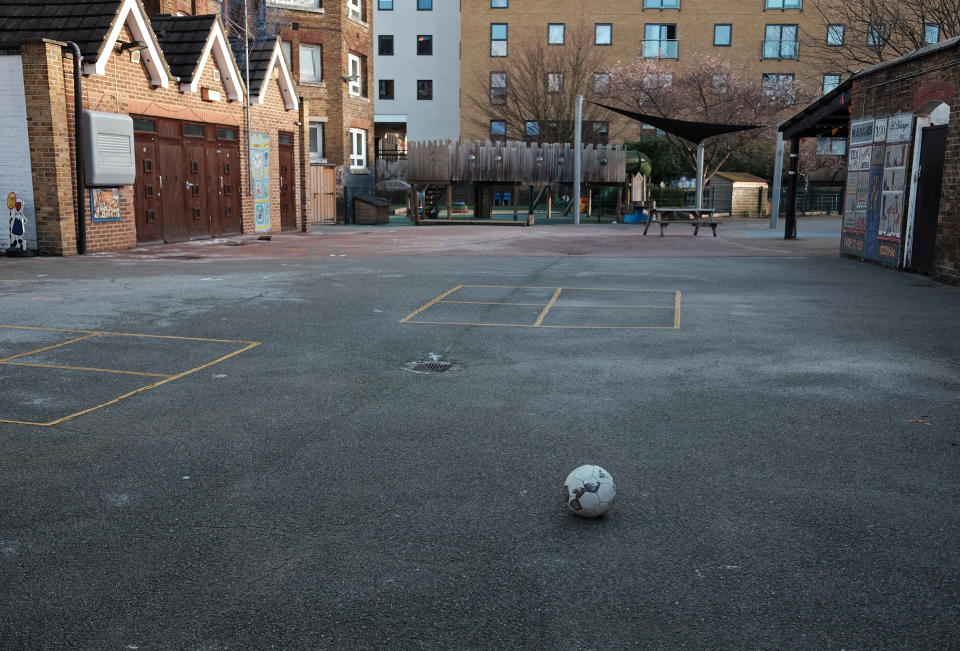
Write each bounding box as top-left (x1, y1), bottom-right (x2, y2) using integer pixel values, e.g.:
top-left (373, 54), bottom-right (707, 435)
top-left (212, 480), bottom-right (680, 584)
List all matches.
top-left (406, 140), bottom-right (628, 225)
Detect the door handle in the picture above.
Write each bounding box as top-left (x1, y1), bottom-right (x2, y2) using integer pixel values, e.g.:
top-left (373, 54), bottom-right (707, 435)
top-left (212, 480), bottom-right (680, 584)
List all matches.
top-left (159, 175), bottom-right (163, 192)
top-left (220, 175), bottom-right (224, 190)
top-left (185, 181), bottom-right (194, 190)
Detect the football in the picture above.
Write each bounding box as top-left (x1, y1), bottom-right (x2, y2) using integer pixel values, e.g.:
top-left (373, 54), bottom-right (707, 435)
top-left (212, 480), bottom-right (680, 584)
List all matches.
top-left (563, 465), bottom-right (616, 518)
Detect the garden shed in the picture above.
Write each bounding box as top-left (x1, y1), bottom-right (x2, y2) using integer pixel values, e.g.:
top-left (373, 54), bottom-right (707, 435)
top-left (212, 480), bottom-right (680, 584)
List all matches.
top-left (707, 172), bottom-right (768, 217)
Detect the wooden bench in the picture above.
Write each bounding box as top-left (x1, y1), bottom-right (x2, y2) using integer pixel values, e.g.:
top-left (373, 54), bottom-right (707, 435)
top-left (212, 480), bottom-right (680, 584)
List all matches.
top-left (642, 207), bottom-right (719, 237)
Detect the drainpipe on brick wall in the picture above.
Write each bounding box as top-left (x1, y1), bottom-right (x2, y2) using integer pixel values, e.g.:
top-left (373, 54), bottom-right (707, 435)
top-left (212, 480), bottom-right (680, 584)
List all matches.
top-left (243, 0), bottom-right (252, 198)
top-left (65, 42), bottom-right (86, 254)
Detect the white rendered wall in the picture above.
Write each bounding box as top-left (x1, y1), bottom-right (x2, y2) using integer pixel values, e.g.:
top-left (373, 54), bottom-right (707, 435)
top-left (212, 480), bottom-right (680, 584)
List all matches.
top-left (0, 56), bottom-right (37, 250)
top-left (374, 1), bottom-right (461, 142)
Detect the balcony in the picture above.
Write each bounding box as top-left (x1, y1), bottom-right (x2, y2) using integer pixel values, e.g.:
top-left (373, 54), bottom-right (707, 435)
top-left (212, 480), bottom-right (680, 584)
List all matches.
top-left (641, 39), bottom-right (678, 59)
top-left (762, 39), bottom-right (798, 60)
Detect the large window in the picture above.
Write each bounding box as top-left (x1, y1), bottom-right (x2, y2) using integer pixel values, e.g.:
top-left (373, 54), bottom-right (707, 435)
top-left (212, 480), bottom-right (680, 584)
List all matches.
top-left (347, 0), bottom-right (362, 21)
top-left (827, 24), bottom-right (844, 46)
top-left (765, 0), bottom-right (801, 7)
top-left (643, 24), bottom-right (678, 58)
top-left (417, 79), bottom-right (433, 100)
top-left (547, 72), bottom-right (563, 93)
top-left (490, 120), bottom-right (506, 141)
top-left (644, 0), bottom-right (679, 7)
top-left (592, 72), bottom-right (610, 95)
top-left (309, 121), bottom-right (325, 162)
top-left (417, 35), bottom-right (433, 55)
top-left (822, 74), bottom-right (840, 94)
top-left (491, 0), bottom-right (507, 7)
top-left (762, 72), bottom-right (795, 103)
top-left (349, 128), bottom-right (366, 169)
top-left (867, 24), bottom-right (887, 46)
top-left (347, 53), bottom-right (363, 96)
top-left (378, 35), bottom-right (393, 56)
top-left (763, 24), bottom-right (798, 59)
top-left (714, 24), bottom-right (731, 46)
top-left (925, 24), bottom-right (940, 44)
top-left (490, 72), bottom-right (507, 105)
top-left (524, 121), bottom-right (540, 139)
top-left (548, 23), bottom-right (565, 45)
top-left (595, 23), bottom-right (612, 46)
top-left (379, 79), bottom-right (394, 100)
top-left (378, 0), bottom-right (392, 9)
top-left (299, 44), bottom-right (323, 82)
top-left (491, 23), bottom-right (507, 57)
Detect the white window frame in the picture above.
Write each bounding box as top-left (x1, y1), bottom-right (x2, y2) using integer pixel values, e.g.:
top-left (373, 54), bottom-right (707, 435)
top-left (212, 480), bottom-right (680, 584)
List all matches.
top-left (348, 53), bottom-right (362, 96)
top-left (309, 121), bottom-right (325, 163)
top-left (299, 44), bottom-right (323, 83)
top-left (349, 128), bottom-right (367, 169)
top-left (347, 0), bottom-right (362, 21)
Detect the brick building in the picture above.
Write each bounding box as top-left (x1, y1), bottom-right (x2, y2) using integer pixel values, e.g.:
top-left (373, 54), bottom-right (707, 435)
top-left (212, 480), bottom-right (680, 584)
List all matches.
top-left (0, 0), bottom-right (303, 254)
top-left (779, 36), bottom-right (960, 283)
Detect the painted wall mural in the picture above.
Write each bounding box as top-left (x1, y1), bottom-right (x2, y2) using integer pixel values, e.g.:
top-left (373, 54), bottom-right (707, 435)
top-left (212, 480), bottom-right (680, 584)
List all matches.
top-left (7, 192), bottom-right (27, 250)
top-left (250, 132), bottom-right (271, 233)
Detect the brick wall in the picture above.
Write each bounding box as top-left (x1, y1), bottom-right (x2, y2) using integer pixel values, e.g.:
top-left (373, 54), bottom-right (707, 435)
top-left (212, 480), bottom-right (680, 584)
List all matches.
top-left (849, 45), bottom-right (960, 284)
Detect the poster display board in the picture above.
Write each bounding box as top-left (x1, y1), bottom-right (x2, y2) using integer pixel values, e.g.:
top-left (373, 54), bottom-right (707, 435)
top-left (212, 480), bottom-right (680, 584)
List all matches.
top-left (250, 132), bottom-right (271, 233)
top-left (90, 188), bottom-right (121, 222)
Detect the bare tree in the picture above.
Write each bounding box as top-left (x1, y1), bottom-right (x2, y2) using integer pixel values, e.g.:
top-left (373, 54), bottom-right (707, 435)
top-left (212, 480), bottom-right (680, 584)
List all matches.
top-left (605, 55), bottom-right (808, 185)
top-left (465, 21), bottom-right (609, 144)
top-left (804, 0), bottom-right (960, 75)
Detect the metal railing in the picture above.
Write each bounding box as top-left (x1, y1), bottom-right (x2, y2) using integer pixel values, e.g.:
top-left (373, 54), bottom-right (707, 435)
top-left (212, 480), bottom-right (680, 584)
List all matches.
top-left (762, 39), bottom-right (798, 59)
top-left (641, 40), bottom-right (679, 59)
top-left (377, 150), bottom-right (408, 161)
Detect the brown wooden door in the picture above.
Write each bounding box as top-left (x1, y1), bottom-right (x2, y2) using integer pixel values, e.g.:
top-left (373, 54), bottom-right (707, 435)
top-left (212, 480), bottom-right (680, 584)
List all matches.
top-left (911, 125), bottom-right (947, 274)
top-left (205, 138), bottom-right (222, 235)
top-left (309, 165), bottom-right (337, 225)
top-left (279, 135), bottom-right (296, 229)
top-left (158, 136), bottom-right (187, 243)
top-left (133, 131), bottom-right (162, 243)
top-left (219, 142), bottom-right (242, 234)
top-left (183, 126), bottom-right (209, 238)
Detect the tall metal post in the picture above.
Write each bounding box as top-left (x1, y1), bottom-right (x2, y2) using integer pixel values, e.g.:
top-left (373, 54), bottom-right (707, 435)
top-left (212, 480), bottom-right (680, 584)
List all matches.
top-left (785, 136), bottom-right (799, 240)
top-left (695, 141), bottom-right (704, 211)
top-left (573, 95), bottom-right (583, 225)
top-left (244, 0), bottom-right (252, 197)
top-left (770, 129), bottom-right (784, 229)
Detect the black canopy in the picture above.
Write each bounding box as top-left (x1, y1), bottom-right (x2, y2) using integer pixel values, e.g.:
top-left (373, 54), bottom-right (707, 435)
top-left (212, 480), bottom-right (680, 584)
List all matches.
top-left (590, 101), bottom-right (764, 144)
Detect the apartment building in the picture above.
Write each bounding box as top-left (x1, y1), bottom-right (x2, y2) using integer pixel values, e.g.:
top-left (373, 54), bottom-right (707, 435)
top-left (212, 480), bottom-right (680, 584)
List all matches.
top-left (373, 0), bottom-right (461, 156)
top-left (458, 0), bottom-right (938, 143)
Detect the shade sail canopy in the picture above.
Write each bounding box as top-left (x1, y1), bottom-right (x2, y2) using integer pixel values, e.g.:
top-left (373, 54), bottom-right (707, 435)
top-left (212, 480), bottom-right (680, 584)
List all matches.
top-left (590, 101), bottom-right (764, 144)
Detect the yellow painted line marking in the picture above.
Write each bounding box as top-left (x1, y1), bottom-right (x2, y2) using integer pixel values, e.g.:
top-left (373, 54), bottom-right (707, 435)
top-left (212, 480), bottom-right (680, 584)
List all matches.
top-left (461, 285), bottom-right (674, 293)
top-left (674, 291), bottom-right (682, 329)
top-left (398, 285), bottom-right (463, 322)
top-left (0, 324), bottom-right (257, 345)
top-left (550, 304), bottom-right (676, 309)
top-left (437, 300), bottom-right (547, 307)
top-left (533, 288), bottom-right (563, 327)
top-left (0, 362), bottom-right (171, 378)
top-left (40, 342), bottom-right (261, 427)
top-left (0, 333), bottom-right (99, 363)
top-left (405, 321), bottom-right (677, 329)
top-left (0, 418), bottom-right (48, 426)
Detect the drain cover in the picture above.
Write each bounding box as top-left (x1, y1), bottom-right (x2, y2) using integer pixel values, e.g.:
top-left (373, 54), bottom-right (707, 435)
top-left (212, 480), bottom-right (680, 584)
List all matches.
top-left (411, 361), bottom-right (452, 373)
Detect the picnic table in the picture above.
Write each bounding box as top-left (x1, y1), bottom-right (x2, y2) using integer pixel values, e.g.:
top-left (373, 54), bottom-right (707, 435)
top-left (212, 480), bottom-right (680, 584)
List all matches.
top-left (642, 207), bottom-right (719, 236)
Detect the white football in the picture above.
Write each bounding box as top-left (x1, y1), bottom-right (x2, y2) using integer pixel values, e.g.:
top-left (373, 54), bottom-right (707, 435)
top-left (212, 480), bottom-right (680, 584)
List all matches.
top-left (563, 464), bottom-right (616, 518)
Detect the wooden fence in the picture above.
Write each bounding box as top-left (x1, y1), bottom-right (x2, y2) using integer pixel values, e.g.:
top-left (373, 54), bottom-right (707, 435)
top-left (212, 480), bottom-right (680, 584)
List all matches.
top-left (407, 140), bottom-right (626, 185)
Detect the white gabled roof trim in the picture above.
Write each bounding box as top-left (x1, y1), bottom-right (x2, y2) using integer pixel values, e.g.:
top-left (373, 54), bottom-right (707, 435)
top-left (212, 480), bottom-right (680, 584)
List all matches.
top-left (85, 0), bottom-right (169, 88)
top-left (186, 20), bottom-right (244, 102)
top-left (252, 41), bottom-right (298, 111)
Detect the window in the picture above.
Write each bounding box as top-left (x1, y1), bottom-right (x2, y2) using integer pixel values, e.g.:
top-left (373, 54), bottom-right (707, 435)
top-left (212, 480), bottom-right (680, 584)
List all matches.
top-left (643, 72), bottom-right (673, 88)
top-left (417, 79), bottom-right (433, 100)
top-left (822, 74), bottom-right (840, 94)
top-left (417, 0), bottom-right (432, 9)
top-left (491, 23), bottom-right (507, 56)
top-left (867, 24), bottom-right (887, 46)
top-left (281, 41), bottom-right (291, 67)
top-left (491, 0), bottom-right (508, 7)
top-left (548, 23), bottom-right (565, 45)
top-left (592, 72), bottom-right (610, 95)
top-left (378, 35), bottom-right (394, 56)
top-left (547, 72), bottom-right (563, 93)
top-left (591, 121), bottom-right (609, 144)
top-left (133, 118), bottom-right (157, 132)
top-left (217, 128), bottom-right (237, 140)
top-left (378, 0), bottom-right (392, 9)
top-left (714, 24), bottom-right (731, 46)
top-left (490, 120), bottom-right (506, 141)
top-left (817, 136), bottom-right (847, 155)
top-left (349, 128), bottom-right (366, 168)
top-left (644, 0), bottom-right (679, 7)
top-left (763, 24), bottom-right (798, 59)
top-left (643, 24), bottom-right (678, 58)
top-left (925, 24), bottom-right (940, 45)
top-left (490, 72), bottom-right (507, 105)
top-left (379, 79), bottom-right (394, 100)
top-left (347, 53), bottom-right (362, 96)
top-left (712, 74), bottom-right (728, 93)
top-left (524, 120), bottom-right (540, 139)
top-left (762, 73), bottom-right (795, 103)
top-left (595, 23), bottom-right (612, 46)
top-left (299, 44), bottom-right (323, 82)
top-left (417, 35), bottom-right (433, 55)
top-left (347, 0), bottom-right (362, 21)
top-left (309, 121), bottom-right (325, 162)
top-left (267, 0), bottom-right (321, 7)
top-left (827, 24), bottom-right (844, 46)
top-left (765, 0), bottom-right (801, 7)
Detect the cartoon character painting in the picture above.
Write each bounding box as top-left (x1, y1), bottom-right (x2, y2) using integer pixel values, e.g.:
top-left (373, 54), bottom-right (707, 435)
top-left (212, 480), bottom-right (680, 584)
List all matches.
top-left (7, 192), bottom-right (26, 251)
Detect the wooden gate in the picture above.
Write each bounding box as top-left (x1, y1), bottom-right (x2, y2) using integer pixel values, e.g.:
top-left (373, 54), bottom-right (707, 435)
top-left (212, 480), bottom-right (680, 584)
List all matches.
top-left (309, 165), bottom-right (337, 225)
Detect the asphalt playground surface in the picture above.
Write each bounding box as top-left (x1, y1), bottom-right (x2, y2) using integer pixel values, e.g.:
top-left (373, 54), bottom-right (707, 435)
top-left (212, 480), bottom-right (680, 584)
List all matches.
top-left (1, 217), bottom-right (959, 649)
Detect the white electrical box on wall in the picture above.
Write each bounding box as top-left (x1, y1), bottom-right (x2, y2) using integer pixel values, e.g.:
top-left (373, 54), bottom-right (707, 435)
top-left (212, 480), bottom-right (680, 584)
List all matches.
top-left (82, 110), bottom-right (136, 186)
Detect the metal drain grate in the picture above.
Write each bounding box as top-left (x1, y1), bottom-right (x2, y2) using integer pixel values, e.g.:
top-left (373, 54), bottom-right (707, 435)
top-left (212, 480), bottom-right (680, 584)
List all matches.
top-left (411, 361), bottom-right (452, 373)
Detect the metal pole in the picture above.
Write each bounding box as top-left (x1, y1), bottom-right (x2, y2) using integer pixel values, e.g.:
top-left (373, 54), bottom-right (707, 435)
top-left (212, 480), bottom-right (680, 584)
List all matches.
top-left (65, 42), bottom-right (86, 254)
top-left (244, 0), bottom-right (252, 197)
top-left (770, 129), bottom-right (784, 229)
top-left (695, 141), bottom-right (704, 211)
top-left (785, 136), bottom-right (799, 240)
top-left (573, 95), bottom-right (583, 225)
